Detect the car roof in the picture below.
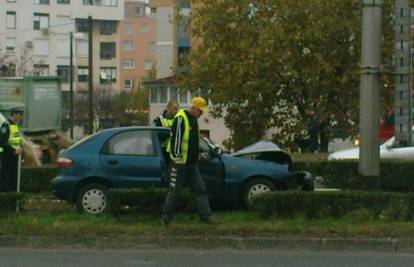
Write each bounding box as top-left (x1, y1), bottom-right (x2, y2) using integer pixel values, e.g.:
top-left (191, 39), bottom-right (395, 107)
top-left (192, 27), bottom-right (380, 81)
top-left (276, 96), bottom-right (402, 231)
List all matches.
top-left (99, 126), bottom-right (170, 134)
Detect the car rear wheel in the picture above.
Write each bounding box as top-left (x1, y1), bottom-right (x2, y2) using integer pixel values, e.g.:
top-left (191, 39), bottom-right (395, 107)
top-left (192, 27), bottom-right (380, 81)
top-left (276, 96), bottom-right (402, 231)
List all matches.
top-left (76, 183), bottom-right (108, 215)
top-left (242, 178), bottom-right (276, 207)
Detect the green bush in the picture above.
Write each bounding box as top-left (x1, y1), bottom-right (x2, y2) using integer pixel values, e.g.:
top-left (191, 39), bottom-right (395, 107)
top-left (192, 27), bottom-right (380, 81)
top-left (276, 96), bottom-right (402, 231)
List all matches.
top-left (0, 192), bottom-right (25, 211)
top-left (108, 188), bottom-right (193, 215)
top-left (294, 160), bottom-right (414, 191)
top-left (251, 191), bottom-right (414, 220)
top-left (11, 160), bottom-right (414, 194)
top-left (21, 167), bottom-right (58, 193)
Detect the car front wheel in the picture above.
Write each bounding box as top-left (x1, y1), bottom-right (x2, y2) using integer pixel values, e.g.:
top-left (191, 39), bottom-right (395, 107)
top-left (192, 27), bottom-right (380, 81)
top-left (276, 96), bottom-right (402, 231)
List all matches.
top-left (242, 178), bottom-right (276, 207)
top-left (76, 183), bottom-right (108, 215)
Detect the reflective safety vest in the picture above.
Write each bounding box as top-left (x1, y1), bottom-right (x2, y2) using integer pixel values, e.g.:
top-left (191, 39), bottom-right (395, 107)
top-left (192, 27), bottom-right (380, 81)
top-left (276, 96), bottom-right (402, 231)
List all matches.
top-left (9, 124), bottom-right (22, 150)
top-left (159, 115), bottom-right (174, 128)
top-left (0, 123), bottom-right (21, 153)
top-left (167, 109), bottom-right (190, 164)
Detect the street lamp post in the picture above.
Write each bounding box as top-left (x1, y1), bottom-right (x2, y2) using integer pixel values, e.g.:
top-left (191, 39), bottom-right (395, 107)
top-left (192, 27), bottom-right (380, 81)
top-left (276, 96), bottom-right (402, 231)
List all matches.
top-left (69, 32), bottom-right (74, 139)
top-left (359, 0), bottom-right (382, 190)
top-left (69, 32), bottom-right (86, 140)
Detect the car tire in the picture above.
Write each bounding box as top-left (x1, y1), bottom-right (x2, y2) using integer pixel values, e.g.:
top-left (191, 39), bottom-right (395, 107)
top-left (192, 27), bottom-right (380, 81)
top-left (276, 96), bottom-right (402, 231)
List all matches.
top-left (242, 177), bottom-right (276, 207)
top-left (76, 183), bottom-right (108, 215)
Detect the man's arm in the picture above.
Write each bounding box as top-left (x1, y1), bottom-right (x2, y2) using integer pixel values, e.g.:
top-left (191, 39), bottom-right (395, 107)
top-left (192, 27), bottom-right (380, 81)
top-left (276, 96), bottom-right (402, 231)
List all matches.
top-left (153, 116), bottom-right (163, 127)
top-left (170, 116), bottom-right (185, 159)
top-left (0, 123), bottom-right (14, 154)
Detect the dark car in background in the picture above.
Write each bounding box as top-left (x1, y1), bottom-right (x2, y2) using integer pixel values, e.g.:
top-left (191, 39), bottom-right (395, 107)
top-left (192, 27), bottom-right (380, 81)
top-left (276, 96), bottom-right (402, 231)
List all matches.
top-left (52, 127), bottom-right (313, 214)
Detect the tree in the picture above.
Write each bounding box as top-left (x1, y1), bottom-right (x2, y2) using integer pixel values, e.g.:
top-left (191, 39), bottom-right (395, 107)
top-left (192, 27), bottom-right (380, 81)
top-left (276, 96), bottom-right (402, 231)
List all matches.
top-left (183, 0), bottom-right (395, 151)
top-left (0, 45), bottom-right (46, 77)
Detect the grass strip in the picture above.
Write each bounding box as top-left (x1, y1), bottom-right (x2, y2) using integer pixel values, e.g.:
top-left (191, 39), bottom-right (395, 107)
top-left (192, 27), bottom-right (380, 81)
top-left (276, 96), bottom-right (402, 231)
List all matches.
top-left (1, 210), bottom-right (414, 239)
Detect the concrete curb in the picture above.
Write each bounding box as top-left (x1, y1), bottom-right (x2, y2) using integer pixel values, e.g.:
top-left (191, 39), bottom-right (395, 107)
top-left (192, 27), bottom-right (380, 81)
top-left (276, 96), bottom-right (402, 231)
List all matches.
top-left (0, 235), bottom-right (413, 252)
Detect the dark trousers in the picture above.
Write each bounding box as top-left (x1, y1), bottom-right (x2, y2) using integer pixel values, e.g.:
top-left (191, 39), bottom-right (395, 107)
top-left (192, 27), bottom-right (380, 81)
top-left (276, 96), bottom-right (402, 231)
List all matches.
top-left (162, 163), bottom-right (212, 221)
top-left (0, 153), bottom-right (18, 192)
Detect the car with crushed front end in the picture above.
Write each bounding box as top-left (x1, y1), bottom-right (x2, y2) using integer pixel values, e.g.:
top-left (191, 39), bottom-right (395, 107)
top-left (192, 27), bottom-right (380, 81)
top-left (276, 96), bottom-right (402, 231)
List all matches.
top-left (52, 127), bottom-right (313, 214)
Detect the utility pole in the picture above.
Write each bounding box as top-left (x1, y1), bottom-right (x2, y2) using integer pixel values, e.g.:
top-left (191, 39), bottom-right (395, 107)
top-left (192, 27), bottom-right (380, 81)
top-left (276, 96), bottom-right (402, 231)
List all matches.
top-left (88, 15), bottom-right (94, 134)
top-left (69, 32), bottom-right (74, 139)
top-left (359, 0), bottom-right (382, 190)
top-left (394, 0), bottom-right (412, 147)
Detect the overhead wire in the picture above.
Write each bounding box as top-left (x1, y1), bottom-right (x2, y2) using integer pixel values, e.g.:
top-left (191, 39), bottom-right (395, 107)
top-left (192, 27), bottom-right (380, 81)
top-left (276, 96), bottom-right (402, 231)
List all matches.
top-left (0, 22), bottom-right (76, 36)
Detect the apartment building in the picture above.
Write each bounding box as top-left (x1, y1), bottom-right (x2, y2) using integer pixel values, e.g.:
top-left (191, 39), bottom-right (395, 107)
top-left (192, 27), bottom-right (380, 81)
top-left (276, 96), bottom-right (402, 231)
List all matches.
top-left (0, 0), bottom-right (124, 92)
top-left (147, 0), bottom-right (230, 145)
top-left (118, 0), bottom-right (156, 91)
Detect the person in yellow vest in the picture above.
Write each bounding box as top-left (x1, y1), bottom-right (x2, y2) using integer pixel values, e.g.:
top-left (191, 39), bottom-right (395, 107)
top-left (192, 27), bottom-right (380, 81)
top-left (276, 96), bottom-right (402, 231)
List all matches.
top-left (0, 107), bottom-right (24, 192)
top-left (153, 101), bottom-right (179, 127)
top-left (162, 97), bottom-right (217, 225)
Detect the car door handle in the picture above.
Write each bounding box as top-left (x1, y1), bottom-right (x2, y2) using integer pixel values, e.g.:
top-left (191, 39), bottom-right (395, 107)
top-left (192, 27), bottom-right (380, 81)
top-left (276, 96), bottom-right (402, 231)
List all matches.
top-left (108, 160), bottom-right (119, 165)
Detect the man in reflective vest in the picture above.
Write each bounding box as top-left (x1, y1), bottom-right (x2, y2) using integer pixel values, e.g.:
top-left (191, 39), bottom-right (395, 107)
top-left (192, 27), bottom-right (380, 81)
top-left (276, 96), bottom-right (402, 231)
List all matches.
top-left (162, 97), bottom-right (217, 225)
top-left (0, 107), bottom-right (24, 192)
top-left (153, 101), bottom-right (179, 127)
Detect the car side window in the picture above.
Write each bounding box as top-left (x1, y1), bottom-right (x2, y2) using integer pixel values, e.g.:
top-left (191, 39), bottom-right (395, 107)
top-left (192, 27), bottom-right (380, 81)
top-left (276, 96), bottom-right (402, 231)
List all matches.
top-left (107, 131), bottom-right (154, 156)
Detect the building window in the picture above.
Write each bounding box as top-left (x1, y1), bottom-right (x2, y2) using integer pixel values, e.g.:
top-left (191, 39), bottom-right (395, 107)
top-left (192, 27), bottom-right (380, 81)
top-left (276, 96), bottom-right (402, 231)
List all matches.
top-left (123, 41), bottom-right (134, 51)
top-left (57, 0), bottom-right (70, 4)
top-left (33, 64), bottom-right (49, 76)
top-left (6, 0), bottom-right (16, 2)
top-left (123, 59), bottom-right (135, 69)
top-left (33, 0), bottom-right (49, 4)
top-left (150, 7), bottom-right (157, 15)
top-left (103, 0), bottom-right (117, 7)
top-left (125, 23), bottom-right (133, 35)
top-left (144, 60), bottom-right (152, 70)
top-left (99, 21), bottom-right (117, 35)
top-left (100, 42), bottom-right (116, 60)
top-left (178, 46), bottom-right (190, 66)
top-left (33, 13), bottom-right (49, 30)
top-left (159, 87), bottom-right (168, 103)
top-left (77, 67), bottom-right (89, 82)
top-left (57, 65), bottom-right (70, 83)
top-left (150, 87), bottom-right (158, 103)
top-left (82, 0), bottom-right (92, 5)
top-left (100, 67), bottom-right (117, 84)
top-left (180, 90), bottom-right (188, 104)
top-left (134, 6), bottom-right (143, 16)
top-left (76, 19), bottom-right (89, 32)
top-left (140, 23), bottom-right (149, 33)
top-left (5, 38), bottom-right (16, 52)
top-left (149, 42), bottom-right (156, 54)
top-left (124, 79), bottom-right (133, 90)
top-left (170, 87), bottom-right (178, 102)
top-left (6, 11), bottom-right (16, 29)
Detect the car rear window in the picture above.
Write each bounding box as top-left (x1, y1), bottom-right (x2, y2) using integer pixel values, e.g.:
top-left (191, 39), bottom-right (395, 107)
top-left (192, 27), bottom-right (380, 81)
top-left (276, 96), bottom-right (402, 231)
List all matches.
top-left (67, 132), bottom-right (100, 151)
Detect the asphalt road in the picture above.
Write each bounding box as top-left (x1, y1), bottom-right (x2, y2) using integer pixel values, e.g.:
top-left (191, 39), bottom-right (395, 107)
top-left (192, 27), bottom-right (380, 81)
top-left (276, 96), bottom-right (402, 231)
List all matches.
top-left (0, 248), bottom-right (413, 267)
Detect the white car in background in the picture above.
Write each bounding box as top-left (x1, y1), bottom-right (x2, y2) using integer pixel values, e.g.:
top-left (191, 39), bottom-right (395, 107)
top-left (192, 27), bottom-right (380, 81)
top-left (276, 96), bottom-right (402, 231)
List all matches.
top-left (328, 135), bottom-right (414, 160)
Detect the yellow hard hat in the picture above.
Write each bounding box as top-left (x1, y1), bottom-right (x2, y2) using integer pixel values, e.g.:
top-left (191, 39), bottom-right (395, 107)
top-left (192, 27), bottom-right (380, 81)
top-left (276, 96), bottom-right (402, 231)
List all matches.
top-left (191, 97), bottom-right (209, 113)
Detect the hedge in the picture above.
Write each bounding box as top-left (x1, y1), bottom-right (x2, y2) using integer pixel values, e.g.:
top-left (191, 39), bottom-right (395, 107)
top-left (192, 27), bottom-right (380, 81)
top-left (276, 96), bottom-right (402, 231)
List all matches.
top-left (108, 188), bottom-right (193, 215)
top-left (18, 167), bottom-right (58, 193)
top-left (0, 192), bottom-right (25, 211)
top-left (294, 160), bottom-right (414, 192)
top-left (251, 191), bottom-right (414, 220)
top-left (10, 160), bottom-right (414, 194)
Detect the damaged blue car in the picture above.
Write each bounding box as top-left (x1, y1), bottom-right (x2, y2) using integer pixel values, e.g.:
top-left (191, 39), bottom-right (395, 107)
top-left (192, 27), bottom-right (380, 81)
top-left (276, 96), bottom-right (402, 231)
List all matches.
top-left (52, 127), bottom-right (313, 214)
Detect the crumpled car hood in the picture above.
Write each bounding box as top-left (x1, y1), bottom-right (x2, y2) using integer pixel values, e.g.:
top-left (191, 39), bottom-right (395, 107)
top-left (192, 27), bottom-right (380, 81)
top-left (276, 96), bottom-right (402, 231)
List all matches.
top-left (231, 141), bottom-right (292, 170)
top-left (231, 141), bottom-right (282, 156)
